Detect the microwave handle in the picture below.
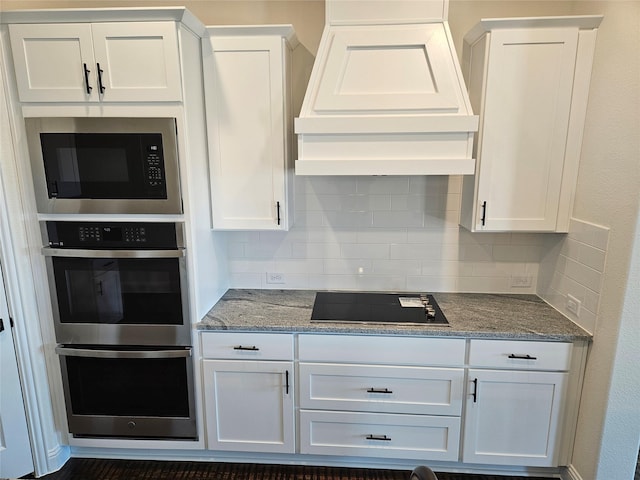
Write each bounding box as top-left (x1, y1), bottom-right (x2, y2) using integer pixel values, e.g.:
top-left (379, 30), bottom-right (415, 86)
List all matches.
top-left (42, 247), bottom-right (185, 258)
top-left (55, 346), bottom-right (192, 359)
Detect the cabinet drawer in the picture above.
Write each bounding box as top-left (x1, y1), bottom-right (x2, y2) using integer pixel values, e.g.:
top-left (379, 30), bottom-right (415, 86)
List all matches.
top-left (469, 340), bottom-right (572, 371)
top-left (201, 332), bottom-right (293, 360)
top-left (298, 334), bottom-right (465, 366)
top-left (299, 410), bottom-right (460, 461)
top-left (299, 363), bottom-right (463, 416)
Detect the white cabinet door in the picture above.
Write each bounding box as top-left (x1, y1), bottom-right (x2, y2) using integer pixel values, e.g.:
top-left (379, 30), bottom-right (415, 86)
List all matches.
top-left (9, 23), bottom-right (97, 102)
top-left (91, 22), bottom-right (181, 102)
top-left (202, 359), bottom-right (294, 453)
top-left (463, 369), bottom-right (567, 466)
top-left (474, 28), bottom-right (577, 231)
top-left (460, 17), bottom-right (601, 232)
top-left (0, 264), bottom-right (33, 478)
top-left (204, 29), bottom-right (294, 230)
top-left (9, 22), bottom-right (181, 103)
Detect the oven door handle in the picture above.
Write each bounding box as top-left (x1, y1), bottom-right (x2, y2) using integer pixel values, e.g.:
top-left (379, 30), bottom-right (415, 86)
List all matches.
top-left (42, 247), bottom-right (185, 258)
top-left (55, 346), bottom-right (192, 359)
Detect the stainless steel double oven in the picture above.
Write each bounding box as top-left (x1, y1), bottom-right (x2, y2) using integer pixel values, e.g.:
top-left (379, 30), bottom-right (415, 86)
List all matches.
top-left (30, 118), bottom-right (197, 440)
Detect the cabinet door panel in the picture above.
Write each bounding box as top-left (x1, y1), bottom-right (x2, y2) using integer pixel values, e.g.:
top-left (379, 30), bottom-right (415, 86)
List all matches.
top-left (474, 27), bottom-right (579, 231)
top-left (91, 22), bottom-right (181, 102)
top-left (300, 410), bottom-right (460, 461)
top-left (203, 360), bottom-right (294, 453)
top-left (299, 363), bottom-right (464, 415)
top-left (206, 36), bottom-right (287, 230)
top-left (463, 369), bottom-right (567, 466)
top-left (9, 23), bottom-right (96, 102)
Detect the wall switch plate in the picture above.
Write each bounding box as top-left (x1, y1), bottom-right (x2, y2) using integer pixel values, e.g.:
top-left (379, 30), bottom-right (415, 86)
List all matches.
top-left (510, 275), bottom-right (533, 288)
top-left (567, 294), bottom-right (581, 317)
top-left (266, 272), bottom-right (285, 284)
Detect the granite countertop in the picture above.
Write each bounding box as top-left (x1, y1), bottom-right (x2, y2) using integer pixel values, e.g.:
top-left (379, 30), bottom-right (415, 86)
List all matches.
top-left (198, 289), bottom-right (591, 341)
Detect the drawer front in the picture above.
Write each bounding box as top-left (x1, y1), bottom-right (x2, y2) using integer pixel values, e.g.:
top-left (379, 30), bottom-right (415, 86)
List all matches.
top-left (469, 340), bottom-right (572, 371)
top-left (299, 363), bottom-right (464, 415)
top-left (201, 332), bottom-right (293, 360)
top-left (299, 410), bottom-right (460, 461)
top-left (298, 334), bottom-right (465, 366)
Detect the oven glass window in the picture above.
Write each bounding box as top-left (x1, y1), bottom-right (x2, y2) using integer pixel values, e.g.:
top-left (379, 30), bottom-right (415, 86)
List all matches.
top-left (65, 354), bottom-right (190, 417)
top-left (52, 257), bottom-right (183, 325)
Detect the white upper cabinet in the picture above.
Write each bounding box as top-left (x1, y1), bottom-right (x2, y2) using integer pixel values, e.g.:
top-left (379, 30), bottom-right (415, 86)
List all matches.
top-left (460, 16), bottom-right (602, 232)
top-left (9, 21), bottom-right (182, 102)
top-left (203, 26), bottom-right (297, 230)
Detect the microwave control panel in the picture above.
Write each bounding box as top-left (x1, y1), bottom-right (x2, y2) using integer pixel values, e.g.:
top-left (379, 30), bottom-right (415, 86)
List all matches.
top-left (45, 222), bottom-right (181, 250)
top-left (145, 143), bottom-right (165, 188)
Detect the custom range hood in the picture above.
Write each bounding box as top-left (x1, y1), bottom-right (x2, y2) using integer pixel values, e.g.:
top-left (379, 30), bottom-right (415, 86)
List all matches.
top-left (295, 0), bottom-right (478, 176)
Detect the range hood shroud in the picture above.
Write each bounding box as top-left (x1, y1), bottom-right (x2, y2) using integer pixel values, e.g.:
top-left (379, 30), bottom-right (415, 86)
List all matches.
top-left (295, 0), bottom-right (478, 176)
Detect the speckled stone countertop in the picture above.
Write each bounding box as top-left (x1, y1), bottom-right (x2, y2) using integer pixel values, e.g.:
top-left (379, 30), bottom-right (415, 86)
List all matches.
top-left (198, 289), bottom-right (591, 341)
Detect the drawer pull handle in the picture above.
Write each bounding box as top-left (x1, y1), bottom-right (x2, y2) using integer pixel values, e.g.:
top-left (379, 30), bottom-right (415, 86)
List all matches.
top-left (285, 370), bottom-right (290, 395)
top-left (366, 434), bottom-right (391, 442)
top-left (367, 388), bottom-right (393, 394)
top-left (508, 354), bottom-right (537, 360)
top-left (233, 345), bottom-right (259, 351)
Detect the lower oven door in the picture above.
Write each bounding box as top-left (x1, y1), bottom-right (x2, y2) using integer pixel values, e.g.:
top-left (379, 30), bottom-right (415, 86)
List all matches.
top-left (56, 346), bottom-right (197, 440)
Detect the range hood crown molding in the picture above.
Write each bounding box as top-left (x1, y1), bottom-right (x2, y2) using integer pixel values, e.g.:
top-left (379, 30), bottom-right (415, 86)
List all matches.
top-left (294, 0), bottom-right (478, 176)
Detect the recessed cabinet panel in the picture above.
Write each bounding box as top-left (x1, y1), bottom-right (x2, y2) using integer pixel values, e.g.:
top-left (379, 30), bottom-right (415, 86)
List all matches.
top-left (204, 28), bottom-right (295, 230)
top-left (91, 22), bottom-right (181, 102)
top-left (9, 24), bottom-right (95, 102)
top-left (463, 369), bottom-right (567, 466)
top-left (203, 360), bottom-right (295, 453)
top-left (476, 28), bottom-right (577, 231)
top-left (299, 363), bottom-right (464, 415)
top-left (8, 21), bottom-right (182, 103)
top-left (314, 24), bottom-right (461, 112)
top-left (299, 410), bottom-right (460, 461)
top-left (460, 17), bottom-right (601, 232)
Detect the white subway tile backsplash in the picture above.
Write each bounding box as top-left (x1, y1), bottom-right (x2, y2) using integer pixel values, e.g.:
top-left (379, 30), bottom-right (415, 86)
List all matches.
top-left (226, 176), bottom-right (584, 297)
top-left (539, 218), bottom-right (609, 334)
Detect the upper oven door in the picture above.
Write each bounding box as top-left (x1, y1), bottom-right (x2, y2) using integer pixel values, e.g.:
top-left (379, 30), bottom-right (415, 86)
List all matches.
top-left (43, 248), bottom-right (190, 346)
top-left (26, 117), bottom-right (181, 214)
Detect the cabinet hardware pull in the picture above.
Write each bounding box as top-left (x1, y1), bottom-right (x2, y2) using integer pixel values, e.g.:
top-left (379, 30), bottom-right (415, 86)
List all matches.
top-left (366, 434), bottom-right (391, 441)
top-left (0, 318), bottom-right (4, 333)
top-left (508, 353), bottom-right (538, 360)
top-left (276, 201), bottom-right (281, 226)
top-left (285, 370), bottom-right (290, 395)
top-left (367, 388), bottom-right (393, 394)
top-left (83, 63), bottom-right (92, 94)
top-left (233, 345), bottom-right (259, 351)
top-left (472, 378), bottom-right (478, 403)
top-left (97, 63), bottom-right (106, 94)
top-left (481, 201), bottom-right (487, 226)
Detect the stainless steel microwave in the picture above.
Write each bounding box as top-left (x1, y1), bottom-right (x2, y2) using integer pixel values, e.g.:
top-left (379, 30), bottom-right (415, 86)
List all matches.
top-left (26, 117), bottom-right (182, 214)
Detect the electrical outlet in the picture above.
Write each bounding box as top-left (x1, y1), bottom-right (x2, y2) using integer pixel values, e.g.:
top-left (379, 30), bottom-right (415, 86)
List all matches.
top-left (266, 272), bottom-right (285, 284)
top-left (510, 275), bottom-right (533, 288)
top-left (567, 294), bottom-right (581, 317)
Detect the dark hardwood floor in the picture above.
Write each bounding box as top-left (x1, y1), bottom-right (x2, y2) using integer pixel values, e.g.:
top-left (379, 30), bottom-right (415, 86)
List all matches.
top-left (19, 458), bottom-right (557, 480)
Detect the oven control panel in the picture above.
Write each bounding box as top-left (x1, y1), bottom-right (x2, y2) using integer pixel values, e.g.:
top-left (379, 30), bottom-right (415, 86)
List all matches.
top-left (145, 143), bottom-right (165, 188)
top-left (46, 221), bottom-right (181, 249)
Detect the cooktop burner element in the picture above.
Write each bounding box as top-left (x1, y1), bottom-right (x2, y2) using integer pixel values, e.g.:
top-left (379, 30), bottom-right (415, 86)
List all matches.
top-left (311, 292), bottom-right (449, 326)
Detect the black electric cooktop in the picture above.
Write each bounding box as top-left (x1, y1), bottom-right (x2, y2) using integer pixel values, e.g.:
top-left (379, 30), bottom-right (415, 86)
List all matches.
top-left (310, 292), bottom-right (449, 326)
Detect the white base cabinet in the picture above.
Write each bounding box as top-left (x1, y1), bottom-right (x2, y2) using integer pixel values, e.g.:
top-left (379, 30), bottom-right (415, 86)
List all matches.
top-left (199, 333), bottom-right (584, 471)
top-left (298, 335), bottom-right (466, 462)
top-left (459, 16), bottom-right (602, 232)
top-left (462, 340), bottom-right (572, 467)
top-left (201, 333), bottom-right (295, 453)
